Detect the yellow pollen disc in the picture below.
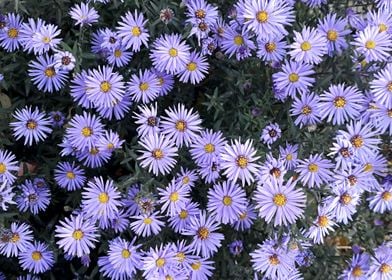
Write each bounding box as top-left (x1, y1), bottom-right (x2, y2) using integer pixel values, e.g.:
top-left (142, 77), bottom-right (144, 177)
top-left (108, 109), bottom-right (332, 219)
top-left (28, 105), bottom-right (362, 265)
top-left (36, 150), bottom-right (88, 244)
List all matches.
top-left (381, 191), bottom-right (392, 201)
top-left (327, 30), bottom-right (338, 41)
top-left (66, 171), bottom-right (75, 179)
top-left (388, 109), bottom-right (392, 118)
top-left (182, 176), bottom-right (190, 185)
top-left (387, 82), bottom-right (392, 92)
top-left (166, 276), bottom-right (173, 280)
top-left (365, 40), bottom-right (376, 49)
top-left (179, 210), bottom-right (188, 219)
top-left (300, 41), bottom-right (312, 51)
top-left (187, 62), bottom-right (197, 71)
top-left (340, 193), bottom-right (352, 205)
top-left (139, 82), bottom-right (149, 91)
top-left (380, 263), bottom-right (392, 274)
top-left (233, 35), bottom-right (244, 46)
top-left (363, 163), bottom-right (373, 172)
top-left (333, 96), bottom-right (347, 108)
top-left (222, 195), bottom-right (232, 206)
top-left (131, 26), bottom-right (141, 36)
top-left (176, 252), bottom-right (185, 262)
top-left (256, 10), bottom-right (268, 23)
top-left (98, 192), bottom-right (109, 203)
top-left (121, 249), bottom-right (131, 258)
top-left (169, 191), bottom-right (179, 202)
top-left (352, 265), bottom-right (363, 277)
top-left (175, 120), bottom-right (187, 132)
top-left (269, 254), bottom-right (280, 265)
top-left (289, 73), bottom-right (299, 82)
top-left (239, 212), bottom-right (247, 220)
top-left (195, 9), bottom-right (206, 19)
top-left (286, 154), bottom-right (293, 161)
top-left (144, 217), bottom-right (152, 225)
top-left (152, 149), bottom-right (164, 159)
top-left (0, 163), bottom-right (6, 174)
top-left (27, 120), bottom-right (37, 130)
top-left (90, 147), bottom-right (99, 155)
top-left (197, 227), bottom-right (209, 240)
top-left (107, 143), bottom-right (114, 149)
top-left (42, 36), bottom-right (51, 44)
top-left (273, 193), bottom-right (287, 206)
top-left (351, 135), bottom-right (363, 148)
top-left (8, 28), bottom-right (19, 38)
top-left (379, 23), bottom-right (388, 33)
top-left (265, 42), bottom-right (276, 53)
top-left (308, 163), bottom-right (319, 172)
top-left (158, 77), bottom-right (164, 86)
top-left (204, 143), bottom-right (215, 153)
top-left (236, 155), bottom-right (248, 168)
top-left (100, 81), bottom-right (111, 93)
top-left (31, 251), bottom-right (42, 261)
top-left (169, 48), bottom-right (178, 57)
top-left (301, 105), bottom-right (312, 115)
top-left (72, 230), bottom-right (84, 240)
top-left (44, 67), bottom-right (55, 77)
top-left (114, 49), bottom-right (122, 57)
top-left (317, 215), bottom-right (329, 227)
top-left (81, 127), bottom-right (92, 137)
top-left (156, 257), bottom-right (165, 268)
top-left (11, 233), bottom-right (20, 243)
top-left (191, 261), bottom-right (202, 271)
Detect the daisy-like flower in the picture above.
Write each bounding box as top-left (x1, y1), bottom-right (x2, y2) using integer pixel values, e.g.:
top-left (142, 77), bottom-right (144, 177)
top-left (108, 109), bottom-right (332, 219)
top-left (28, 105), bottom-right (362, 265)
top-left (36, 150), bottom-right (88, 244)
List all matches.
top-left (150, 33), bottom-right (191, 74)
top-left (0, 149), bottom-right (18, 185)
top-left (69, 70), bottom-right (93, 109)
top-left (16, 180), bottom-right (50, 214)
top-left (352, 26), bottom-right (392, 62)
top-left (0, 181), bottom-right (15, 211)
top-left (53, 50), bottom-right (76, 71)
top-left (127, 69), bottom-right (160, 104)
top-left (240, 0), bottom-right (294, 39)
top-left (76, 145), bottom-right (112, 168)
top-left (329, 136), bottom-right (356, 171)
top-left (100, 28), bottom-right (121, 51)
top-left (254, 177), bottom-right (306, 227)
top-left (96, 130), bottom-right (124, 152)
top-left (367, 9), bottom-right (392, 34)
top-left (158, 181), bottom-right (190, 217)
top-left (190, 129), bottom-right (227, 166)
top-left (305, 206), bottom-right (337, 244)
top-left (49, 111), bottom-right (65, 128)
top-left (367, 245), bottom-right (392, 280)
top-left (108, 210), bottom-right (130, 234)
top-left (31, 23), bottom-right (61, 55)
top-left (198, 158), bottom-right (222, 184)
top-left (231, 203), bottom-right (257, 231)
top-left (182, 211), bottom-right (224, 258)
top-left (335, 166), bottom-right (372, 193)
top-left (0, 13), bottom-right (23, 52)
top-left (370, 104), bottom-right (392, 135)
top-left (189, 257), bottom-right (215, 280)
top-left (0, 222), bottom-right (33, 257)
top-left (178, 51), bottom-right (209, 85)
top-left (207, 180), bottom-right (247, 224)
top-left (368, 183), bottom-right (392, 214)
top-left (290, 92), bottom-right (321, 128)
top-left (174, 167), bottom-right (198, 190)
top-left (19, 18), bottom-right (46, 54)
top-left (338, 120), bottom-right (381, 159)
top-left (257, 154), bottom-right (286, 186)
top-left (256, 35), bottom-right (288, 62)
top-left (289, 26), bottom-right (327, 65)
top-left (260, 123), bottom-right (281, 148)
top-left (10, 106), bottom-right (52, 146)
top-left (138, 133), bottom-right (178, 176)
top-left (296, 154), bottom-right (334, 188)
top-left (130, 212), bottom-right (165, 237)
top-left (69, 2), bottom-right (99, 27)
top-left (168, 201), bottom-right (200, 233)
top-left (370, 63), bottom-right (392, 108)
top-left (117, 10), bottom-right (149, 52)
top-left (325, 184), bottom-right (360, 224)
top-left (317, 13), bottom-right (351, 56)
top-left (81, 177), bottom-right (123, 229)
top-left (220, 138), bottom-right (261, 186)
top-left (107, 237), bottom-right (142, 277)
top-left (339, 253), bottom-right (370, 280)
top-left (85, 66), bottom-right (125, 108)
top-left (220, 26), bottom-right (256, 61)
top-left (18, 241), bottom-right (54, 274)
top-left (66, 111), bottom-right (104, 151)
top-left (142, 244), bottom-right (176, 279)
top-left (28, 54), bottom-right (68, 93)
top-left (153, 69), bottom-right (174, 96)
top-left (279, 143), bottom-right (299, 171)
top-left (318, 84), bottom-right (364, 125)
top-left (273, 60), bottom-right (315, 98)
top-left (185, 0), bottom-right (218, 26)
top-left (133, 103), bottom-right (160, 137)
top-left (54, 162), bottom-right (86, 191)
top-left (160, 103), bottom-right (202, 148)
top-left (55, 214), bottom-right (99, 257)
top-left (106, 43), bottom-right (133, 68)
top-left (96, 92), bottom-right (132, 121)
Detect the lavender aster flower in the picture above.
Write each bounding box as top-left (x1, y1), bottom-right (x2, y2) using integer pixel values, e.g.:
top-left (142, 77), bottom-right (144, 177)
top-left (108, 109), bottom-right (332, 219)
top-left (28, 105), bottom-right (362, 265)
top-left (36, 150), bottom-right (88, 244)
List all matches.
top-left (54, 162), bottom-right (86, 191)
top-left (107, 237), bottom-right (142, 277)
top-left (260, 123), bottom-right (281, 148)
top-left (178, 51), bottom-right (209, 85)
top-left (16, 180), bottom-right (50, 214)
top-left (185, 0), bottom-right (218, 26)
top-left (0, 181), bottom-right (15, 211)
top-left (279, 143), bottom-right (299, 171)
top-left (106, 44), bottom-right (133, 67)
top-left (130, 212), bottom-right (164, 237)
top-left (18, 241), bottom-right (54, 274)
top-left (53, 50), bottom-right (76, 71)
top-left (117, 10), bottom-right (149, 52)
top-left (0, 13), bottom-right (22, 52)
top-left (367, 245), bottom-right (392, 279)
top-left (168, 201), bottom-right (200, 233)
top-left (256, 35), bottom-right (288, 62)
top-left (296, 154), bottom-right (334, 188)
top-left (290, 92), bottom-right (321, 128)
top-left (232, 203), bottom-right (257, 231)
top-left (220, 26), bottom-right (255, 61)
top-left (31, 23), bottom-right (61, 55)
top-left (0, 149), bottom-right (18, 185)
top-left (127, 69), bottom-right (160, 104)
top-left (190, 129), bottom-right (227, 166)
top-left (158, 181), bottom-right (190, 217)
top-left (142, 244), bottom-right (176, 279)
top-left (368, 183), bottom-right (392, 214)
top-left (339, 253), bottom-right (370, 280)
top-left (305, 206), bottom-right (336, 244)
top-left (0, 222), bottom-right (33, 257)
top-left (133, 103), bottom-right (160, 137)
top-left (325, 184), bottom-right (360, 224)
top-left (370, 63), bottom-right (392, 108)
top-left (69, 2), bottom-right (99, 27)
top-left (19, 18), bottom-right (46, 54)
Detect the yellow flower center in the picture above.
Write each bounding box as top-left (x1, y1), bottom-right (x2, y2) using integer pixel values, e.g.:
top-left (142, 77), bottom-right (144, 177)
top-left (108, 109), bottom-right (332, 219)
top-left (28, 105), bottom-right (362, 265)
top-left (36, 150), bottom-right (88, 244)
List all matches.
top-left (100, 81), bottom-right (111, 93)
top-left (191, 261), bottom-right (202, 270)
top-left (152, 149), bottom-right (164, 159)
top-left (333, 96), bottom-right (346, 108)
top-left (44, 67), bottom-right (55, 77)
top-left (233, 35), bottom-right (244, 46)
top-left (176, 252), bottom-right (185, 262)
top-left (317, 215), bottom-right (329, 227)
top-left (380, 263), bottom-right (392, 274)
top-left (186, 62), bottom-right (197, 71)
top-left (308, 163), bottom-right (319, 172)
top-left (197, 226), bottom-right (209, 240)
top-left (98, 192), bottom-right (109, 203)
top-left (236, 155), bottom-right (248, 168)
top-left (365, 40), bottom-right (376, 49)
top-left (31, 251), bottom-right (42, 261)
top-left (239, 212), bottom-right (247, 220)
top-left (42, 36), bottom-right (51, 44)
top-left (352, 265), bottom-right (363, 277)
top-left (144, 217), bottom-right (152, 225)
top-left (363, 163), bottom-right (373, 172)
top-left (340, 193), bottom-right (352, 205)
top-left (8, 28), bottom-right (19, 38)
top-left (256, 11), bottom-right (268, 23)
top-left (273, 193), bottom-right (287, 206)
top-left (381, 191), bottom-right (392, 201)
top-left (166, 276), bottom-right (173, 280)
top-left (302, 105), bottom-right (312, 115)
top-left (72, 229), bottom-right (84, 240)
top-left (301, 41), bottom-right (312, 51)
top-left (289, 73), bottom-right (299, 83)
top-left (107, 143), bottom-right (114, 149)
top-left (222, 195), bottom-right (232, 206)
top-left (175, 120), bottom-right (187, 132)
top-left (286, 154), bottom-right (293, 161)
top-left (379, 23), bottom-right (388, 33)
top-left (11, 233), bottom-right (20, 243)
top-left (139, 82), bottom-right (149, 91)
top-left (169, 192), bottom-right (179, 202)
top-left (179, 210), bottom-right (188, 219)
top-left (327, 30), bottom-right (338, 41)
top-left (269, 254), bottom-right (280, 265)
top-left (66, 171), bottom-right (75, 179)
top-left (81, 127), bottom-right (92, 137)
top-left (131, 26), bottom-right (141, 36)
top-left (169, 48), bottom-right (178, 57)
top-left (195, 9), bottom-right (206, 19)
top-left (351, 135), bottom-right (363, 148)
top-left (156, 257), bottom-right (165, 268)
top-left (114, 49), bottom-right (122, 58)
top-left (0, 163), bottom-right (6, 174)
top-left (388, 109), bottom-right (392, 118)
top-left (265, 42), bottom-right (276, 53)
top-left (387, 82), bottom-right (392, 92)
top-left (121, 249), bottom-right (131, 258)
top-left (90, 147), bottom-right (99, 155)
top-left (202, 143), bottom-right (215, 153)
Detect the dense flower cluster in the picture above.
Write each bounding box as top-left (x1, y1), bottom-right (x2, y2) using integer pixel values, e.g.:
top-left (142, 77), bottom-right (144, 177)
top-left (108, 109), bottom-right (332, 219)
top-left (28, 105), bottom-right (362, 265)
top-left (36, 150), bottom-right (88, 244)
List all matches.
top-left (0, 0), bottom-right (391, 279)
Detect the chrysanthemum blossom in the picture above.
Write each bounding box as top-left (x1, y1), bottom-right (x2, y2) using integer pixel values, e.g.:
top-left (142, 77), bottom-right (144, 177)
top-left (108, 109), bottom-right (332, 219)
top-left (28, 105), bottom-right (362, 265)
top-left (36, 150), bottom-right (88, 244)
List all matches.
top-left (117, 10), bottom-right (149, 52)
top-left (296, 154), bottom-right (334, 188)
top-left (69, 2), bottom-right (99, 27)
top-left (18, 241), bottom-right (54, 274)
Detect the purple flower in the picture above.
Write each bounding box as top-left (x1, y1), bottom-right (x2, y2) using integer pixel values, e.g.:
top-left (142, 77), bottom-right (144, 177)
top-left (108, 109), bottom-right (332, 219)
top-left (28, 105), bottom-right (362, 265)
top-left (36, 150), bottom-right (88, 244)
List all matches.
top-left (296, 153), bottom-right (334, 188)
top-left (53, 50), bottom-right (76, 71)
top-left (368, 183), bottom-right (392, 214)
top-left (106, 44), bottom-right (133, 67)
top-left (370, 64), bottom-right (392, 107)
top-left (229, 240), bottom-right (244, 256)
top-left (305, 206), bottom-right (336, 244)
top-left (69, 2), bottom-right (99, 27)
top-left (220, 26), bottom-right (255, 61)
top-left (0, 13), bottom-right (23, 52)
top-left (153, 69), bottom-right (174, 96)
top-left (0, 149), bottom-right (18, 186)
top-left (339, 253), bottom-right (370, 279)
top-left (260, 122), bottom-right (281, 148)
top-left (142, 244), bottom-right (177, 279)
top-left (188, 257), bottom-right (215, 280)
top-left (290, 92), bottom-right (321, 128)
top-left (54, 162), bottom-right (86, 191)
top-left (19, 18), bottom-right (46, 54)
top-left (0, 222), bottom-right (33, 257)
top-left (130, 211), bottom-right (164, 237)
top-left (16, 179), bottom-right (50, 214)
top-left (158, 180), bottom-right (190, 217)
top-left (279, 143), bottom-right (299, 171)
top-left (18, 241), bottom-right (54, 274)
top-left (117, 10), bottom-right (149, 52)
top-left (367, 245), bottom-right (392, 279)
top-left (31, 23), bottom-right (61, 55)
top-left (107, 237), bottom-right (142, 277)
top-left (231, 203), bottom-right (257, 231)
top-left (256, 35), bottom-right (288, 62)
top-left (0, 181), bottom-right (15, 211)
top-left (178, 51), bottom-right (209, 85)
top-left (190, 129), bottom-right (227, 166)
top-left (257, 153), bottom-right (286, 184)
top-left (127, 69), bottom-right (160, 104)
top-left (185, 0), bottom-right (218, 26)
top-left (168, 201), bottom-right (200, 233)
